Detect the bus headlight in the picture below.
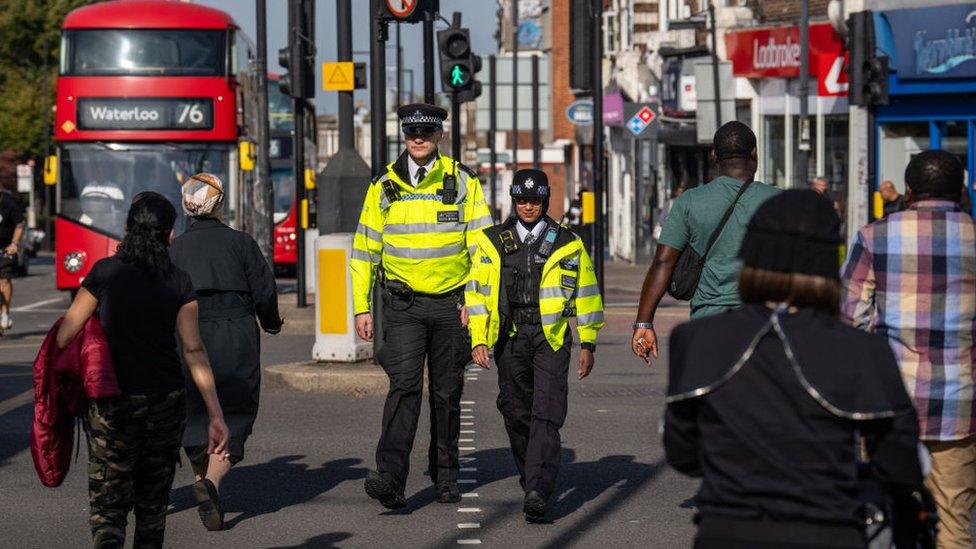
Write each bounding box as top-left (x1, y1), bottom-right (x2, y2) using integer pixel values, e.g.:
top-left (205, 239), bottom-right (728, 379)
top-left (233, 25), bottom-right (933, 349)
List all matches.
top-left (63, 252), bottom-right (85, 273)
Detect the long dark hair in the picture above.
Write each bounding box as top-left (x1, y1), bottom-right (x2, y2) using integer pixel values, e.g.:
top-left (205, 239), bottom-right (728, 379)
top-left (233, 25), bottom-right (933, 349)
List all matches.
top-left (114, 191), bottom-right (177, 277)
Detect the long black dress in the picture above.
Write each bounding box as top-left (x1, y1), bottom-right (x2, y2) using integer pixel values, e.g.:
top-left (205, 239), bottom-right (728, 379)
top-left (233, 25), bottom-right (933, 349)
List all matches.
top-left (170, 217), bottom-right (282, 463)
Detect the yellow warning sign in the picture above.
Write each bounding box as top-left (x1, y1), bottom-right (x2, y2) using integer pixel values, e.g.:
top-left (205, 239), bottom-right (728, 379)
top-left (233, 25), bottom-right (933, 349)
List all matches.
top-left (61, 120), bottom-right (76, 134)
top-left (323, 62), bottom-right (355, 91)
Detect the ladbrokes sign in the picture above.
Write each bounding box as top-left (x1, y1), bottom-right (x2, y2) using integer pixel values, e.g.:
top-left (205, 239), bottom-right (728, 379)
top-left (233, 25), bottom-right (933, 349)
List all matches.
top-left (724, 23), bottom-right (843, 78)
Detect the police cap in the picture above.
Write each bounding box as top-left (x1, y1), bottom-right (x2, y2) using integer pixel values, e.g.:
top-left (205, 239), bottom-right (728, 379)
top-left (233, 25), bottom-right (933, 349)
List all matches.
top-left (510, 169), bottom-right (550, 198)
top-left (398, 103), bottom-right (447, 136)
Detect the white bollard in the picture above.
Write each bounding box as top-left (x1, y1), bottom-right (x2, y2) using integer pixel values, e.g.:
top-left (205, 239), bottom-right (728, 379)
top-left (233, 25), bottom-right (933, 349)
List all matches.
top-left (312, 233), bottom-right (373, 362)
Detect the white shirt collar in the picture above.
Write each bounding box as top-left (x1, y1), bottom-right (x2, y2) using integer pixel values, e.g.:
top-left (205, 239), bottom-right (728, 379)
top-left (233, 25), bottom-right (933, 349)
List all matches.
top-left (407, 155), bottom-right (436, 186)
top-left (516, 220), bottom-right (546, 243)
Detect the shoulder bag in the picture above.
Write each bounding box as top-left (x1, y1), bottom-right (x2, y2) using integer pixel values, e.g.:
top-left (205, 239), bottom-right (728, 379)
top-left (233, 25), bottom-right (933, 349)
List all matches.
top-left (667, 178), bottom-right (753, 301)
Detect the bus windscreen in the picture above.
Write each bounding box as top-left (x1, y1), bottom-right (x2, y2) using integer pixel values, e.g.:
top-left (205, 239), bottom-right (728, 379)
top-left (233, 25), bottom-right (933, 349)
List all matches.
top-left (62, 30), bottom-right (226, 76)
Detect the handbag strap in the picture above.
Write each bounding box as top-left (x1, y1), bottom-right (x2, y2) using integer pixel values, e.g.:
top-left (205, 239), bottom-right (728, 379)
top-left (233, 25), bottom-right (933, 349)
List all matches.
top-left (702, 177), bottom-right (754, 259)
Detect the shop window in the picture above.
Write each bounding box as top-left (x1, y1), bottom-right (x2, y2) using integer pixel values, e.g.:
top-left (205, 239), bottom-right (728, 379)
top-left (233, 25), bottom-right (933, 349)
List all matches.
top-left (942, 121), bottom-right (970, 187)
top-left (824, 115), bottom-right (849, 193)
top-left (763, 116), bottom-right (786, 187)
top-left (879, 122), bottom-right (928, 194)
top-left (792, 116), bottom-right (818, 188)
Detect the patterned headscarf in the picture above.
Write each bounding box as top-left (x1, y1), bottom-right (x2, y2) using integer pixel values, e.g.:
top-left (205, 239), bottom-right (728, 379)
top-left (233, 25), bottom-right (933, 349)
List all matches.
top-left (181, 172), bottom-right (224, 218)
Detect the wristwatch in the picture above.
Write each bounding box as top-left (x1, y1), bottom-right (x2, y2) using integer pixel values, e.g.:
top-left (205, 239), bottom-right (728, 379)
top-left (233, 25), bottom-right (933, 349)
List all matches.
top-left (580, 342), bottom-right (596, 353)
top-left (632, 322), bottom-right (653, 330)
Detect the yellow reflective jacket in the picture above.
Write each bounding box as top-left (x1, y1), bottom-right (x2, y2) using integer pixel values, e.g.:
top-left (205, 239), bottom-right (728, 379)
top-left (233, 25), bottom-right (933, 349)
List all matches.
top-left (350, 151), bottom-right (493, 314)
top-left (465, 219), bottom-right (604, 351)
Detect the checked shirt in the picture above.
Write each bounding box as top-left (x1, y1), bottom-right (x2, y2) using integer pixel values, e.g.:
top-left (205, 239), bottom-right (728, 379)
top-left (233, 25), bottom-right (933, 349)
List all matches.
top-left (842, 200), bottom-right (976, 441)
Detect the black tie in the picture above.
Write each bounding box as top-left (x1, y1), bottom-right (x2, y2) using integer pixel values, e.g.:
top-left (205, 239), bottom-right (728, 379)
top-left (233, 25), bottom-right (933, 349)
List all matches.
top-left (416, 167), bottom-right (427, 184)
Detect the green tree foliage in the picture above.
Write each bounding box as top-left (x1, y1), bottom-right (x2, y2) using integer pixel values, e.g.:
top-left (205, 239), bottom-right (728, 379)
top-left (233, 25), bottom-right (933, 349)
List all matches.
top-left (0, 0), bottom-right (92, 164)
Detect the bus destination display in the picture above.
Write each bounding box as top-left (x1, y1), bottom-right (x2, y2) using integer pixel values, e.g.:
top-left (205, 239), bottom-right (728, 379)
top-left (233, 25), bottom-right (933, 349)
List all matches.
top-left (77, 98), bottom-right (214, 130)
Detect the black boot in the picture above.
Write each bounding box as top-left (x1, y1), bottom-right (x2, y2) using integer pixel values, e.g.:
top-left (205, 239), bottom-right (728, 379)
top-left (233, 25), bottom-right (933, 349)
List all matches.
top-left (364, 470), bottom-right (406, 509)
top-left (436, 480), bottom-right (461, 503)
top-left (523, 490), bottom-right (548, 523)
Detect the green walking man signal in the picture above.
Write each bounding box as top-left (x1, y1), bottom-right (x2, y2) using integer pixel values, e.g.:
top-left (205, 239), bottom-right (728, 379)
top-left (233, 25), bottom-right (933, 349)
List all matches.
top-left (451, 65), bottom-right (466, 87)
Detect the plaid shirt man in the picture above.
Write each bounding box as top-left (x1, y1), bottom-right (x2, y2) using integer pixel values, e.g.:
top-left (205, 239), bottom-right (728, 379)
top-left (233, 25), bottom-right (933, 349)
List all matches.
top-left (841, 200), bottom-right (976, 442)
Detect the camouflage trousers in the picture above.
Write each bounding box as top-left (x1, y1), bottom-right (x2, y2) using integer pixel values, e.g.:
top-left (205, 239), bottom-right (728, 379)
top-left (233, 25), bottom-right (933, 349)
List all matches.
top-left (85, 389), bottom-right (186, 549)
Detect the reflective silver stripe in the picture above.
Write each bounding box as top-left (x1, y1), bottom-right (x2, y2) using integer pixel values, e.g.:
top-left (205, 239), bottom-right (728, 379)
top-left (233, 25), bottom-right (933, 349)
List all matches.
top-left (541, 312), bottom-right (563, 325)
top-left (466, 304), bottom-right (488, 315)
top-left (384, 242), bottom-right (464, 259)
top-left (357, 223), bottom-right (383, 242)
top-left (385, 222), bottom-right (464, 235)
top-left (466, 280), bottom-right (491, 296)
top-left (577, 284), bottom-right (601, 298)
top-left (468, 245), bottom-right (477, 257)
top-left (467, 215), bottom-right (494, 231)
top-left (351, 248), bottom-right (378, 263)
top-left (377, 174), bottom-right (392, 209)
top-left (577, 311), bottom-right (605, 325)
top-left (454, 167), bottom-right (469, 204)
top-left (540, 287), bottom-right (564, 299)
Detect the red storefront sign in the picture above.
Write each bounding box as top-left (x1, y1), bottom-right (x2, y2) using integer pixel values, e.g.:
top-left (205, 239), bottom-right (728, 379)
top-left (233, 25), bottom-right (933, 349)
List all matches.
top-left (724, 22), bottom-right (848, 96)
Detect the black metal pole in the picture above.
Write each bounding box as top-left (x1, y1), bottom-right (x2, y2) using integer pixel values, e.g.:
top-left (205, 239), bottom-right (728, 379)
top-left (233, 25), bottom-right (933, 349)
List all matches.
top-left (294, 96), bottom-right (306, 308)
top-left (42, 35), bottom-right (52, 251)
top-left (255, 0), bottom-right (273, 266)
top-left (423, 11), bottom-right (435, 103)
top-left (531, 54), bottom-right (540, 169)
top-left (452, 93), bottom-right (461, 161)
top-left (489, 54), bottom-right (498, 220)
top-left (338, 0), bottom-right (354, 151)
top-left (396, 22), bottom-right (403, 109)
top-left (708, 2), bottom-right (722, 131)
top-left (797, 0), bottom-right (810, 187)
top-left (369, 0), bottom-right (388, 176)
top-left (511, 0), bottom-right (519, 170)
top-left (591, 0), bottom-right (604, 290)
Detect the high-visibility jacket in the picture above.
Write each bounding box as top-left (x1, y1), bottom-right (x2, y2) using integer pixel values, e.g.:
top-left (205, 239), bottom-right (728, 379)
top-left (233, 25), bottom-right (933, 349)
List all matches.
top-left (350, 151), bottom-right (493, 314)
top-left (465, 218), bottom-right (605, 351)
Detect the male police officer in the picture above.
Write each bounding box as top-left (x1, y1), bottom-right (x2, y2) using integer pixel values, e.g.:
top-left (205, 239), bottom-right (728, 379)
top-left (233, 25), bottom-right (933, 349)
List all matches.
top-left (351, 103), bottom-right (493, 508)
top-left (466, 169), bottom-right (604, 522)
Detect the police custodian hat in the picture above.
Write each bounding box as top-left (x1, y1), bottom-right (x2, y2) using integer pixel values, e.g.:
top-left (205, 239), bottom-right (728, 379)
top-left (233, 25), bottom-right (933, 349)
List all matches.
top-left (510, 169), bottom-right (550, 198)
top-left (397, 103), bottom-right (447, 132)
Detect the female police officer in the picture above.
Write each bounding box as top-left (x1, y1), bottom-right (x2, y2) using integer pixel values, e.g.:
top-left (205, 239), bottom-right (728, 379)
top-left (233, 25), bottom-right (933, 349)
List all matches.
top-left (466, 169), bottom-right (604, 522)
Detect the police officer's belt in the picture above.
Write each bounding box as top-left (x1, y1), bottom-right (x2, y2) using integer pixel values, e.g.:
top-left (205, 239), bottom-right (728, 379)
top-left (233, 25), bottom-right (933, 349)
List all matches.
top-left (509, 307), bottom-right (542, 325)
top-left (382, 276), bottom-right (462, 300)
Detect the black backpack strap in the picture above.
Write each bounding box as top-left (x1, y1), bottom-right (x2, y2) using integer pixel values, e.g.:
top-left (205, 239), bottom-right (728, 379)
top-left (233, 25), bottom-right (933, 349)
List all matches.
top-left (702, 178), bottom-right (753, 259)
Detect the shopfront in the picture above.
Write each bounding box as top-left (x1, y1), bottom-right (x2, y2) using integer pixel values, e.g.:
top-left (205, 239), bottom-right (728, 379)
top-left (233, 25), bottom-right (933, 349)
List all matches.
top-left (725, 22), bottom-right (850, 195)
top-left (874, 4), bottom-right (976, 213)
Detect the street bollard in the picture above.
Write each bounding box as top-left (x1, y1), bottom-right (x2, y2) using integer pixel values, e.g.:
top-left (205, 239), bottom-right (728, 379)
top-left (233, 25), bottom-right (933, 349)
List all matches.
top-left (312, 233), bottom-right (373, 362)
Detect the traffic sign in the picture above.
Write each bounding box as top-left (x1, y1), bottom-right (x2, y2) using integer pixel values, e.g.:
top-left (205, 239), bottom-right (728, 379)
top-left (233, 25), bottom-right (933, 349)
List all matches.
top-left (323, 62), bottom-right (355, 91)
top-left (627, 106), bottom-right (656, 136)
top-left (385, 0), bottom-right (417, 19)
top-left (566, 100), bottom-right (594, 126)
top-left (16, 164), bottom-right (32, 193)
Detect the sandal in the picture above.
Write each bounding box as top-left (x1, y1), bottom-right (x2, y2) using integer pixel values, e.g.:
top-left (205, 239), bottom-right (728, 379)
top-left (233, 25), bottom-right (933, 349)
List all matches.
top-left (192, 479), bottom-right (224, 531)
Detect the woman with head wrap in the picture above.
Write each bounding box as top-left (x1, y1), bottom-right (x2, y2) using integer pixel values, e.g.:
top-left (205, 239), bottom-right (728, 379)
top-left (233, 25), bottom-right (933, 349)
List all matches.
top-left (170, 173), bottom-right (283, 531)
top-left (663, 191), bottom-right (929, 548)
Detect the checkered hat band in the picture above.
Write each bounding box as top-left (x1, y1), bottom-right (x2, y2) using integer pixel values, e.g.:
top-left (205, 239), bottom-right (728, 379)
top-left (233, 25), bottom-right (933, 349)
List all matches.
top-left (511, 184), bottom-right (550, 196)
top-left (402, 114), bottom-right (442, 125)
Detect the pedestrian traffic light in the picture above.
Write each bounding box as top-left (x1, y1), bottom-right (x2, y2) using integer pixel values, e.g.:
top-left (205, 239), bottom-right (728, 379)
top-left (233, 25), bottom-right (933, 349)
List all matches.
top-left (456, 55), bottom-right (483, 103)
top-left (279, 0), bottom-right (316, 99)
top-left (847, 11), bottom-right (889, 107)
top-left (438, 26), bottom-right (476, 92)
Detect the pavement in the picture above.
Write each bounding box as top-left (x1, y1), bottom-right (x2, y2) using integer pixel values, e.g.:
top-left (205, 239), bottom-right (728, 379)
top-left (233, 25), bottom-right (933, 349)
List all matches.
top-left (0, 257), bottom-right (699, 548)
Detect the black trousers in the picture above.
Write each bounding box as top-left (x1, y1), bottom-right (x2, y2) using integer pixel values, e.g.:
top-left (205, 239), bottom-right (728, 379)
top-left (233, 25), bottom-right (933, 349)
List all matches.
top-left (494, 323), bottom-right (571, 499)
top-left (375, 292), bottom-right (468, 486)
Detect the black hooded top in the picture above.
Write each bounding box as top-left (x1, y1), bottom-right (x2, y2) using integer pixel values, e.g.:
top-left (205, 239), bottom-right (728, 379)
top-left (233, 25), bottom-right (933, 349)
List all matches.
top-left (664, 304), bottom-right (922, 530)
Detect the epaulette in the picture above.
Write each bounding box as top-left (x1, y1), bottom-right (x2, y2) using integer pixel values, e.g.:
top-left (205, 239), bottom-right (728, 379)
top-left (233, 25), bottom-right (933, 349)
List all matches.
top-left (370, 174), bottom-right (385, 186)
top-left (457, 163), bottom-right (478, 178)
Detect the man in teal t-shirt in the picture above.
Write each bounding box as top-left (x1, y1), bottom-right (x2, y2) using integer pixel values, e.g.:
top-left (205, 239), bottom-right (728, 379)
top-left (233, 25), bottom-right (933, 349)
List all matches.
top-left (630, 121), bottom-right (781, 365)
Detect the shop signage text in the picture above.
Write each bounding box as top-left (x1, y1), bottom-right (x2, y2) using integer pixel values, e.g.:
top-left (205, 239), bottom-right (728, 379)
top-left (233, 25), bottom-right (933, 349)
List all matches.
top-left (884, 5), bottom-right (976, 80)
top-left (725, 23), bottom-right (842, 78)
top-left (566, 99), bottom-right (594, 126)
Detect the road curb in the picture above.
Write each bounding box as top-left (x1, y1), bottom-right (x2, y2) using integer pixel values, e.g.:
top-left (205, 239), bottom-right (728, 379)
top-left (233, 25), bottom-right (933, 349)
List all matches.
top-left (263, 361), bottom-right (388, 396)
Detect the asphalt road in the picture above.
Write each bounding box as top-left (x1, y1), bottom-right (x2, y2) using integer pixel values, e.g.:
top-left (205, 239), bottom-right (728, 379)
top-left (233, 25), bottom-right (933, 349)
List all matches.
top-left (0, 257), bottom-right (698, 548)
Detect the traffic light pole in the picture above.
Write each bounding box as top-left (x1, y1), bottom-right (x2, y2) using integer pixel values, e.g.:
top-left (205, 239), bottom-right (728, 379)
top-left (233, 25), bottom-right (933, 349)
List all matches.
top-left (452, 92), bottom-right (461, 162)
top-left (369, 0), bottom-right (388, 176)
top-left (531, 54), bottom-right (540, 169)
top-left (489, 54), bottom-right (498, 220)
top-left (511, 1), bottom-right (519, 170)
top-left (591, 0), bottom-right (604, 292)
top-left (424, 11), bottom-right (435, 103)
top-left (255, 0), bottom-right (274, 267)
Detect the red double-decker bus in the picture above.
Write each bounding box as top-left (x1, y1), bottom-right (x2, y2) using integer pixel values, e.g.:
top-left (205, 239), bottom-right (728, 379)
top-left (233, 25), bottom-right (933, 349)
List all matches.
top-left (53, 0), bottom-right (258, 292)
top-left (267, 74), bottom-right (317, 272)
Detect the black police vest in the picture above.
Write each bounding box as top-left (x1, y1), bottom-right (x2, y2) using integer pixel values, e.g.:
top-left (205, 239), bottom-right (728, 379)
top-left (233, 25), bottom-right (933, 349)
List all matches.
top-left (502, 222), bottom-right (559, 309)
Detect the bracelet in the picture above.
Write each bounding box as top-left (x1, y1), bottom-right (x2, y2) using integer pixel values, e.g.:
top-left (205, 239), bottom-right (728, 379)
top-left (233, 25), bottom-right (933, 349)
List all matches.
top-left (632, 322), bottom-right (654, 330)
